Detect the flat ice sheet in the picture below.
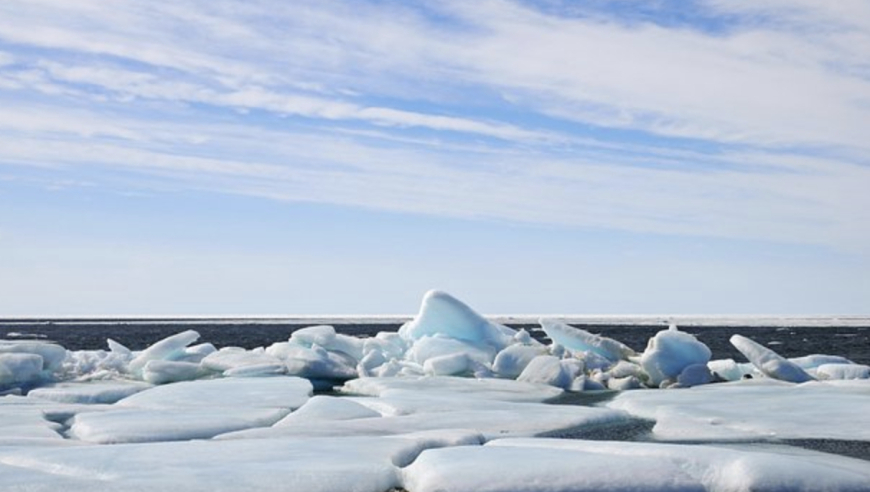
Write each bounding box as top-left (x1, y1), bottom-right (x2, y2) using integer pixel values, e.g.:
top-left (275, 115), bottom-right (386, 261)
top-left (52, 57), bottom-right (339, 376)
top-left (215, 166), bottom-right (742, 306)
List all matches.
top-left (607, 379), bottom-right (870, 441)
top-left (402, 438), bottom-right (870, 492)
top-left (63, 377), bottom-right (313, 444)
top-left (0, 432), bottom-right (478, 492)
top-left (69, 406), bottom-right (289, 444)
top-left (221, 403), bottom-right (628, 441)
top-left (115, 376), bottom-right (312, 409)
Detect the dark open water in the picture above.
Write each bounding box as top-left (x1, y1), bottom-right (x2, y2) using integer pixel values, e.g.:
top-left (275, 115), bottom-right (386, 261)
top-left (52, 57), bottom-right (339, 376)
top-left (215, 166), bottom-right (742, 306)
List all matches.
top-left (2, 319), bottom-right (869, 365)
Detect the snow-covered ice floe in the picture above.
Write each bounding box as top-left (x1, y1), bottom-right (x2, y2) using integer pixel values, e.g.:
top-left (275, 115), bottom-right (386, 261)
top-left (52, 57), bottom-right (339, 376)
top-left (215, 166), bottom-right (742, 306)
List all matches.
top-left (1, 290), bottom-right (869, 491)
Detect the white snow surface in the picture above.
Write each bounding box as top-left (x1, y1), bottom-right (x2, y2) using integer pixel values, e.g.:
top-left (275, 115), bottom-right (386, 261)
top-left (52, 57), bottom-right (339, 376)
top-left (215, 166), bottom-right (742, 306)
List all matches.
top-left (2, 290), bottom-right (869, 490)
top-left (607, 379), bottom-right (870, 441)
top-left (403, 438), bottom-right (870, 492)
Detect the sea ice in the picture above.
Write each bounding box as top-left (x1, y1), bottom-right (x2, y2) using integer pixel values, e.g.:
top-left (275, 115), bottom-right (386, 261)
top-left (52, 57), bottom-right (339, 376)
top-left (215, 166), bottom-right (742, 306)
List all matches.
top-left (815, 363), bottom-right (870, 380)
top-left (223, 363), bottom-right (287, 378)
top-left (491, 343), bottom-right (548, 378)
top-left (674, 363), bottom-right (713, 387)
top-left (0, 353), bottom-right (44, 388)
top-left (790, 354), bottom-right (855, 369)
top-left (274, 395), bottom-right (381, 425)
top-left (221, 396), bottom-right (630, 441)
top-left (640, 325), bottom-right (711, 387)
top-left (290, 325), bottom-right (365, 361)
top-left (516, 355), bottom-right (579, 389)
top-left (399, 290), bottom-right (516, 350)
top-left (200, 347), bottom-right (284, 372)
top-left (539, 319), bottom-right (635, 362)
top-left (402, 438), bottom-right (870, 492)
top-left (69, 406), bottom-right (289, 444)
top-left (0, 432), bottom-right (479, 492)
top-left (730, 334), bottom-right (814, 383)
top-left (126, 330), bottom-right (200, 377)
top-left (340, 376), bottom-right (563, 402)
top-left (65, 377), bottom-right (313, 443)
top-left (0, 341), bottom-right (67, 372)
top-left (422, 352), bottom-right (472, 376)
top-left (265, 342), bottom-right (357, 381)
top-left (26, 381), bottom-right (152, 404)
top-left (707, 358), bottom-right (749, 381)
top-left (4, 291), bottom-right (870, 491)
top-left (115, 375), bottom-right (312, 410)
top-left (607, 378), bottom-right (870, 441)
top-left (141, 359), bottom-right (204, 384)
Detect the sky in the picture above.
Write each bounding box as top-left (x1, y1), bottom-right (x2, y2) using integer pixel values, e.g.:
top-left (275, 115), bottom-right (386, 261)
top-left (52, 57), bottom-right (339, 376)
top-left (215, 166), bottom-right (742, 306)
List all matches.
top-left (1, 0), bottom-right (869, 315)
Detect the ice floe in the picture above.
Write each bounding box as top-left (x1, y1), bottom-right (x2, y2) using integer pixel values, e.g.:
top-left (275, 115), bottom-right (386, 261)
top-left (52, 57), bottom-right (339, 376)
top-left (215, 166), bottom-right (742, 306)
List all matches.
top-left (607, 378), bottom-right (870, 441)
top-left (403, 438), bottom-right (870, 492)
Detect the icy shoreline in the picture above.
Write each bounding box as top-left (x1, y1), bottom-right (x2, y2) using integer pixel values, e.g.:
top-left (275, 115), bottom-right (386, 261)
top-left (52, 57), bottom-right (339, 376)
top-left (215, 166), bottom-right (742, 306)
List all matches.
top-left (2, 290), bottom-right (870, 491)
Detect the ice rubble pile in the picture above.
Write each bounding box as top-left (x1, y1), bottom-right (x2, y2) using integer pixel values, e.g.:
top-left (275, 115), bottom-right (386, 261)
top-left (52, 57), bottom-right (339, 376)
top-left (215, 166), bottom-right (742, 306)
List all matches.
top-left (2, 290), bottom-right (869, 396)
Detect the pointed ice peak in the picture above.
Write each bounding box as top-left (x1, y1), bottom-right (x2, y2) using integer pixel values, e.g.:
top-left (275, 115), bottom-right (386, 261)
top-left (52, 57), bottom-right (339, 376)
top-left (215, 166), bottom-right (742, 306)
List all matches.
top-left (398, 290), bottom-right (515, 349)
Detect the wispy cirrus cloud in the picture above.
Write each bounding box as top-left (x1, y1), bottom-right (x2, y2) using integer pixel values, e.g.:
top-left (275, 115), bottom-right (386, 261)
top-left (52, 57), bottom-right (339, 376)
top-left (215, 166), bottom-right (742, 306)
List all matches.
top-left (1, 0), bottom-right (869, 253)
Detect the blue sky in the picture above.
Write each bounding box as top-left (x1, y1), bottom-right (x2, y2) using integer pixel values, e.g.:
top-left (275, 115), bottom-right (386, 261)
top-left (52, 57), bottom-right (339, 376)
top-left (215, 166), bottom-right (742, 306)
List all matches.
top-left (1, 0), bottom-right (869, 315)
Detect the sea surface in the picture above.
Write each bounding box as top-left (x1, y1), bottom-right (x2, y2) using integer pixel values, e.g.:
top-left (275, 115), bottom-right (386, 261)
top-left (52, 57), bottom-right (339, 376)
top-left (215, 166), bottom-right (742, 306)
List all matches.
top-left (2, 317), bottom-right (869, 365)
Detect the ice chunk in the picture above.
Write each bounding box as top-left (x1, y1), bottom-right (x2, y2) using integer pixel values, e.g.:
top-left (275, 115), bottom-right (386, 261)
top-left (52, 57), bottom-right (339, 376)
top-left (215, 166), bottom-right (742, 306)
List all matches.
top-left (640, 326), bottom-right (711, 387)
top-left (539, 319), bottom-right (635, 362)
top-left (492, 344), bottom-right (548, 378)
top-left (106, 338), bottom-right (131, 356)
top-left (357, 350), bottom-right (387, 377)
top-left (179, 342), bottom-right (217, 363)
top-left (675, 363), bottom-right (712, 387)
top-left (815, 363), bottom-right (870, 380)
top-left (340, 376), bottom-right (563, 403)
top-left (363, 335), bottom-right (406, 361)
top-left (399, 290), bottom-right (515, 349)
top-left (0, 353), bottom-right (44, 388)
top-left (127, 330), bottom-right (200, 377)
top-left (405, 335), bottom-right (496, 367)
top-left (142, 360), bottom-right (204, 384)
top-left (707, 358), bottom-right (746, 381)
top-left (200, 347), bottom-right (283, 372)
top-left (61, 349), bottom-right (130, 380)
top-left (790, 354), bottom-right (854, 369)
top-left (275, 395), bottom-right (381, 425)
top-left (608, 375), bottom-right (642, 390)
top-left (730, 334), bottom-right (814, 383)
top-left (0, 341), bottom-right (67, 372)
top-left (516, 355), bottom-right (578, 389)
top-left (266, 341), bottom-right (358, 380)
top-left (27, 381), bottom-right (152, 404)
top-left (291, 325), bottom-right (365, 361)
top-left (422, 353), bottom-right (470, 376)
top-left (223, 363), bottom-right (287, 378)
top-left (604, 360), bottom-right (645, 379)
top-left (290, 324), bottom-right (336, 346)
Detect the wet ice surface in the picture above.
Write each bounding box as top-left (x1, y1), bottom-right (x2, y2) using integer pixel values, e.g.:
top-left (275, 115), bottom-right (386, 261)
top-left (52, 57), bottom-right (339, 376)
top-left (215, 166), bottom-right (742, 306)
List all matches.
top-left (2, 290), bottom-right (870, 491)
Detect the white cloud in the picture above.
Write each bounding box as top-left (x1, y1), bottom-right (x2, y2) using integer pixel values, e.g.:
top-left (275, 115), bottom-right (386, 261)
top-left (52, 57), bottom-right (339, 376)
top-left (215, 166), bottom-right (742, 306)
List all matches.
top-left (1, 104), bottom-right (868, 252)
top-left (1, 0), bottom-right (869, 253)
top-left (4, 1), bottom-right (869, 150)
